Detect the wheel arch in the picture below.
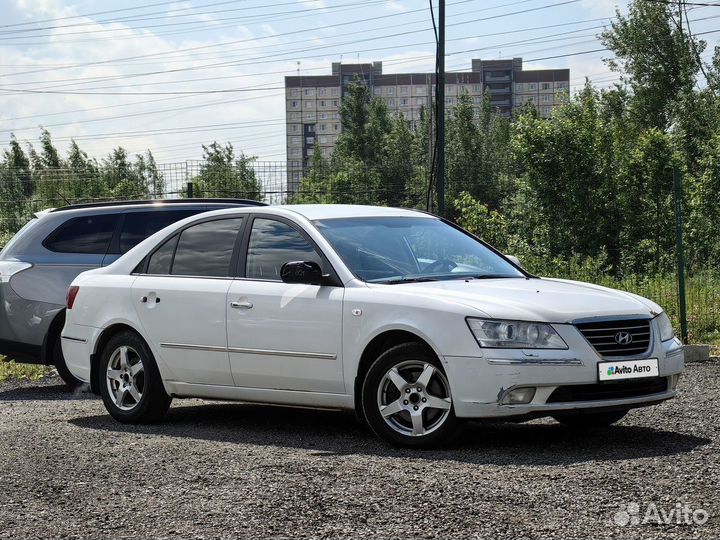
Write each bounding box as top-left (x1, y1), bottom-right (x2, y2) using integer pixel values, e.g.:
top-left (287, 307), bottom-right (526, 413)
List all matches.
top-left (89, 322), bottom-right (146, 395)
top-left (353, 328), bottom-right (441, 423)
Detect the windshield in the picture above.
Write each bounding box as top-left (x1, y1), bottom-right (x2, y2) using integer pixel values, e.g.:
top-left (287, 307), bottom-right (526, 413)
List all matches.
top-left (313, 216), bottom-right (524, 283)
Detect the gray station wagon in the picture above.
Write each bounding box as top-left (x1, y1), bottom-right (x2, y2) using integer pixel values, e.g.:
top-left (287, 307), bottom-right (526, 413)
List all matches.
top-left (0, 199), bottom-right (265, 386)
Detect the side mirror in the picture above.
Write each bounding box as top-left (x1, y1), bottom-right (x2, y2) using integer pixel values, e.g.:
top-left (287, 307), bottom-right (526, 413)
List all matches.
top-left (505, 255), bottom-right (522, 268)
top-left (280, 260), bottom-right (326, 285)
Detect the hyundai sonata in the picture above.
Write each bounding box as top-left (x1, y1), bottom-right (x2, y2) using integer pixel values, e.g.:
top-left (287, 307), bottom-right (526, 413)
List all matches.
top-left (62, 205), bottom-right (684, 447)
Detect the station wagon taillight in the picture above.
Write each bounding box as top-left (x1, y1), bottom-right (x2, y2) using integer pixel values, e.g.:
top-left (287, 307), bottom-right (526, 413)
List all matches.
top-left (66, 285), bottom-right (79, 309)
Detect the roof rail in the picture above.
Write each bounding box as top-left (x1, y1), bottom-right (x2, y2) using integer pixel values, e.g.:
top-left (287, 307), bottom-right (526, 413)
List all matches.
top-left (47, 198), bottom-right (267, 213)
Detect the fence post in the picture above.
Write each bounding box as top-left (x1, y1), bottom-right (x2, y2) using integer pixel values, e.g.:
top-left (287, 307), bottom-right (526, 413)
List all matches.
top-left (673, 164), bottom-right (689, 343)
top-left (187, 181), bottom-right (194, 199)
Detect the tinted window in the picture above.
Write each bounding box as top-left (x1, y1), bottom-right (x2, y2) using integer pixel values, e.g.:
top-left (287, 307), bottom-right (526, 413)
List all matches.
top-left (171, 218), bottom-right (243, 277)
top-left (246, 218), bottom-right (321, 280)
top-left (45, 214), bottom-right (118, 254)
top-left (146, 235), bottom-right (178, 275)
top-left (118, 210), bottom-right (199, 254)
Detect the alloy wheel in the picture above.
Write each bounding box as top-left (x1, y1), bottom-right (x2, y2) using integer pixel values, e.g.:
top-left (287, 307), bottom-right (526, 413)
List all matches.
top-left (376, 360), bottom-right (452, 437)
top-left (106, 346), bottom-right (145, 411)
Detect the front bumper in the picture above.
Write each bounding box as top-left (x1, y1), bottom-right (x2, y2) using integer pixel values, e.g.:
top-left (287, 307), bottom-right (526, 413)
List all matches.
top-left (442, 323), bottom-right (685, 419)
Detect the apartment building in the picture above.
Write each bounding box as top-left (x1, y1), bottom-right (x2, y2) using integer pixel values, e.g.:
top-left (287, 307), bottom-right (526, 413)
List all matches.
top-left (285, 59), bottom-right (569, 191)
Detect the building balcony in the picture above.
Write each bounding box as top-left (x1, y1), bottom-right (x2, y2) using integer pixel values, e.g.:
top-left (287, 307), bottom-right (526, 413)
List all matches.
top-left (488, 86), bottom-right (511, 94)
top-left (484, 75), bottom-right (511, 82)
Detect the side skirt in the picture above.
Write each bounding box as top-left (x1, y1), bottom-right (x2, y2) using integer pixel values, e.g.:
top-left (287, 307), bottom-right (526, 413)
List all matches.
top-left (163, 381), bottom-right (355, 411)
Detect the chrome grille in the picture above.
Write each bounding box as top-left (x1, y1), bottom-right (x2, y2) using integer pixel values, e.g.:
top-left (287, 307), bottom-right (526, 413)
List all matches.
top-left (576, 319), bottom-right (651, 357)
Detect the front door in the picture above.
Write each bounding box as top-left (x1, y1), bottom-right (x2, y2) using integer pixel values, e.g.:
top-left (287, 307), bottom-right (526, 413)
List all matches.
top-left (227, 217), bottom-right (344, 393)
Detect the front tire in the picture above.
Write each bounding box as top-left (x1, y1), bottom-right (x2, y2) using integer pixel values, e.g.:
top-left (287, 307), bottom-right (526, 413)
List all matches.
top-left (99, 331), bottom-right (171, 423)
top-left (362, 342), bottom-right (463, 448)
top-left (552, 409), bottom-right (629, 428)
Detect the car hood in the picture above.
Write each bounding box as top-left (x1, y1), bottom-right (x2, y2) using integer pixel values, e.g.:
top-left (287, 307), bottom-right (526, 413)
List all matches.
top-left (375, 277), bottom-right (661, 323)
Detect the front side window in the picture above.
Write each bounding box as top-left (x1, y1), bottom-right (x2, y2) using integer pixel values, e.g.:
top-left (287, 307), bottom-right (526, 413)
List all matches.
top-left (314, 217), bottom-right (523, 283)
top-left (44, 214), bottom-right (118, 254)
top-left (170, 218), bottom-right (243, 277)
top-left (245, 218), bottom-right (322, 281)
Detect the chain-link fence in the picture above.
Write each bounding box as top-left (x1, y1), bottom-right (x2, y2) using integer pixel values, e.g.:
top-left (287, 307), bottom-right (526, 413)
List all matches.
top-left (1, 161), bottom-right (718, 343)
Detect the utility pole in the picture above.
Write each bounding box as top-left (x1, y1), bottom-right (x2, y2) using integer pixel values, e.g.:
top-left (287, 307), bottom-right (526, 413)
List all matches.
top-left (673, 164), bottom-right (689, 343)
top-left (436, 0), bottom-right (446, 216)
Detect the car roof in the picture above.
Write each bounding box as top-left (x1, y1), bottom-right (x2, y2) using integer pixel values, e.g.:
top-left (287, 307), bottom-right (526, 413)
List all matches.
top-left (278, 204), bottom-right (434, 221)
top-left (43, 198), bottom-right (265, 215)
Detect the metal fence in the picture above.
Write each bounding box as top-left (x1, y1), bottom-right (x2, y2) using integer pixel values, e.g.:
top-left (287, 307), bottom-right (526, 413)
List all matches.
top-left (0, 161), bottom-right (718, 343)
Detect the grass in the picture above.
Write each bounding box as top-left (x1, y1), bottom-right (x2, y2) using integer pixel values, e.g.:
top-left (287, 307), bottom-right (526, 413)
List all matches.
top-left (0, 357), bottom-right (52, 382)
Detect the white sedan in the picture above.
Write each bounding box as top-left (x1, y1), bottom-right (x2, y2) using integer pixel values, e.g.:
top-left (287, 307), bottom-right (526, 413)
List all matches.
top-left (62, 205), bottom-right (684, 447)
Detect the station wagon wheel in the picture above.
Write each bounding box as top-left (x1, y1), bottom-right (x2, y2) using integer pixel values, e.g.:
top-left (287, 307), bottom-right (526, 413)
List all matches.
top-left (362, 342), bottom-right (463, 448)
top-left (99, 330), bottom-right (171, 424)
top-left (106, 346), bottom-right (144, 411)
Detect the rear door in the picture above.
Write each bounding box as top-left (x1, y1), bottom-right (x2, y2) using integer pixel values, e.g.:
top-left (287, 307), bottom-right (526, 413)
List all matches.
top-left (131, 216), bottom-right (245, 386)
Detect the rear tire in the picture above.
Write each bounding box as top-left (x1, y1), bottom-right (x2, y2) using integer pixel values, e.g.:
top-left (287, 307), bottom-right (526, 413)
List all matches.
top-left (552, 409), bottom-right (629, 428)
top-left (53, 336), bottom-right (82, 388)
top-left (362, 342), bottom-right (463, 448)
top-left (98, 331), bottom-right (171, 423)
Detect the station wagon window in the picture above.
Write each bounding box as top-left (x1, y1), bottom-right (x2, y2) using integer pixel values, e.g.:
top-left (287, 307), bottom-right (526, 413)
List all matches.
top-left (118, 210), bottom-right (199, 254)
top-left (245, 218), bottom-right (321, 280)
top-left (171, 218), bottom-right (244, 277)
top-left (44, 214), bottom-right (118, 254)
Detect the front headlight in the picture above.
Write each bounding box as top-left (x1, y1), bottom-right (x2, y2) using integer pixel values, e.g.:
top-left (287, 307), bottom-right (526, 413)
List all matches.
top-left (656, 312), bottom-right (675, 342)
top-left (466, 318), bottom-right (568, 349)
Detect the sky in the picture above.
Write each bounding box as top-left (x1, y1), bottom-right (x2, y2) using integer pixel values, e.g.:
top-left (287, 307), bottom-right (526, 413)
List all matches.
top-left (0, 0), bottom-right (718, 165)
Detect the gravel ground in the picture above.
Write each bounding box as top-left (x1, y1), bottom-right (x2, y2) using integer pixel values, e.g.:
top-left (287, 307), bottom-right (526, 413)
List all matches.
top-left (0, 362), bottom-right (718, 540)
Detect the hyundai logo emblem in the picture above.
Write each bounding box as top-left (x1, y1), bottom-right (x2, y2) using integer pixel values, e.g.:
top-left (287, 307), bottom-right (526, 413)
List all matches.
top-left (614, 331), bottom-right (633, 345)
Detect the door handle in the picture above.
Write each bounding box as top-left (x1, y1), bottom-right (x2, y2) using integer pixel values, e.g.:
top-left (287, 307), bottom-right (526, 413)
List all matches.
top-left (230, 300), bottom-right (253, 309)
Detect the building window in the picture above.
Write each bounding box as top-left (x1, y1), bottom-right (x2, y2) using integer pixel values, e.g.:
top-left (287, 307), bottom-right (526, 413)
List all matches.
top-left (305, 112), bottom-right (313, 120)
top-left (319, 100), bottom-right (326, 107)
top-left (304, 88), bottom-right (313, 96)
top-left (400, 98), bottom-right (408, 106)
top-left (542, 106), bottom-right (551, 116)
top-left (374, 87), bottom-right (382, 96)
top-left (445, 84), bottom-right (454, 93)
top-left (333, 124), bottom-right (339, 131)
top-left (415, 86), bottom-right (426, 95)
top-left (542, 83), bottom-right (551, 90)
top-left (291, 125), bottom-right (299, 132)
top-left (388, 98), bottom-right (395, 107)
top-left (331, 87), bottom-right (339, 96)
top-left (307, 147), bottom-right (314, 156)
top-left (319, 88), bottom-right (326, 96)
top-left (290, 148), bottom-right (300, 156)
top-left (321, 147), bottom-right (331, 157)
top-left (291, 100), bottom-right (299, 108)
top-left (543, 94), bottom-right (550, 102)
top-left (319, 136), bottom-right (328, 144)
top-left (529, 83), bottom-right (537, 90)
top-left (319, 124), bottom-right (326, 131)
top-left (473, 84), bottom-right (481, 92)
top-left (473, 96), bottom-right (482, 104)
top-left (557, 82), bottom-right (568, 89)
top-left (304, 101), bottom-right (313, 109)
top-left (291, 88), bottom-right (300, 97)
top-left (332, 100), bottom-right (339, 107)
top-left (306, 136), bottom-right (314, 145)
top-left (387, 87), bottom-right (395, 95)
top-left (445, 97), bottom-right (454, 105)
top-left (290, 112), bottom-right (300, 120)
top-left (307, 124), bottom-right (315, 132)
top-left (415, 97), bottom-right (425, 106)
top-left (527, 96), bottom-right (534, 102)
top-left (333, 113), bottom-right (340, 119)
top-left (290, 136), bottom-right (300, 144)
top-left (400, 86), bottom-right (408, 95)
top-left (319, 112), bottom-right (326, 120)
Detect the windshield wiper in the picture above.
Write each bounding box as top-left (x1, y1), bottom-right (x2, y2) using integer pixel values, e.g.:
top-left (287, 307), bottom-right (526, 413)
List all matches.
top-left (467, 274), bottom-right (520, 279)
top-left (379, 276), bottom-right (440, 284)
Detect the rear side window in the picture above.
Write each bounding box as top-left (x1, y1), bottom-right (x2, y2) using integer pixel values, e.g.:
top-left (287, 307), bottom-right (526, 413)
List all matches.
top-left (44, 214), bottom-right (118, 254)
top-left (146, 235), bottom-right (178, 275)
top-left (118, 210), bottom-right (199, 254)
top-left (170, 218), bottom-right (244, 277)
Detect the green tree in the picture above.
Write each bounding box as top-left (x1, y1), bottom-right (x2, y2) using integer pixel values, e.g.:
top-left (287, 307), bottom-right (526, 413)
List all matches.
top-left (192, 142), bottom-right (263, 200)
